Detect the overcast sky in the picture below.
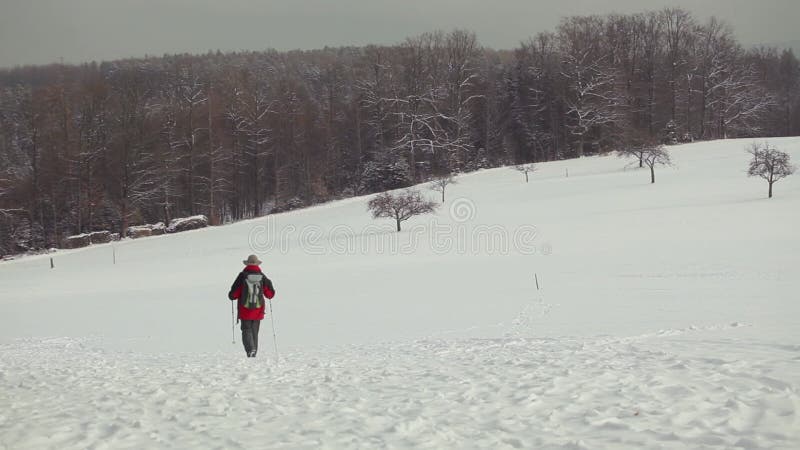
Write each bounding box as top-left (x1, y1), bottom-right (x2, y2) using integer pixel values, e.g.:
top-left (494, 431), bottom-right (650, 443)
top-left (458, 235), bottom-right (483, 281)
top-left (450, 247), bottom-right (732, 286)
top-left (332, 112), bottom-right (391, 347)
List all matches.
top-left (1, 0), bottom-right (798, 68)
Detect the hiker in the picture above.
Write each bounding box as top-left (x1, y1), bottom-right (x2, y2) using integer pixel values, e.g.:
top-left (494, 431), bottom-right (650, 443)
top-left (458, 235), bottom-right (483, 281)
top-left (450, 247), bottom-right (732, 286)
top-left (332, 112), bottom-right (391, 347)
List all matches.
top-left (228, 254), bottom-right (276, 357)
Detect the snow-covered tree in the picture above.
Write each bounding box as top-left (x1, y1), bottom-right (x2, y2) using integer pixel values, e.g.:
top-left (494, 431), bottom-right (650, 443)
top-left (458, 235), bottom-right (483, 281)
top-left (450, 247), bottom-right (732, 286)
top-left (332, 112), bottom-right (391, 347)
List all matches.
top-left (199, 80), bottom-right (231, 225)
top-left (513, 32), bottom-right (564, 163)
top-left (384, 90), bottom-right (449, 181)
top-left (559, 17), bottom-right (625, 156)
top-left (661, 8), bottom-right (694, 124)
top-left (360, 155), bottom-right (410, 193)
top-left (165, 66), bottom-right (207, 215)
top-left (662, 120), bottom-right (678, 145)
top-left (694, 18), bottom-right (776, 139)
top-left (153, 108), bottom-right (183, 224)
top-left (108, 64), bottom-right (157, 235)
top-left (442, 30), bottom-right (483, 172)
top-left (235, 78), bottom-right (274, 216)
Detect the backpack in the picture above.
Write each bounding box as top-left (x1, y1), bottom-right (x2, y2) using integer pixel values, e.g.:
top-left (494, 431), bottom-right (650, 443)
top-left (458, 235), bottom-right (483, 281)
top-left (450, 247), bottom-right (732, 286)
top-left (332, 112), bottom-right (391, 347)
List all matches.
top-left (241, 273), bottom-right (265, 309)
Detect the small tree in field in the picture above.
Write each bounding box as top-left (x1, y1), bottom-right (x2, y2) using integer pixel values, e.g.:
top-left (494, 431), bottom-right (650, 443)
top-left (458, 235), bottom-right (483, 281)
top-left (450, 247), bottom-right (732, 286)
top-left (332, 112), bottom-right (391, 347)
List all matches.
top-left (512, 163), bottom-right (537, 183)
top-left (618, 133), bottom-right (651, 168)
top-left (619, 145), bottom-right (646, 168)
top-left (747, 143), bottom-right (795, 198)
top-left (429, 175), bottom-right (457, 203)
top-left (641, 145), bottom-right (671, 184)
top-left (619, 129), bottom-right (662, 168)
top-left (367, 189), bottom-right (438, 232)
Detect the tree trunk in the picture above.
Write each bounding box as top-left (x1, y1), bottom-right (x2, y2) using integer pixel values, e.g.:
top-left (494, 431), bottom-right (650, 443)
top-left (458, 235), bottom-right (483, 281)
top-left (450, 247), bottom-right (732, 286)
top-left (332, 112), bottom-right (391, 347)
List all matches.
top-left (187, 104), bottom-right (195, 216)
top-left (163, 184), bottom-right (171, 225)
top-left (396, 218), bottom-right (401, 232)
top-left (273, 149), bottom-right (279, 213)
top-left (120, 136), bottom-right (130, 236)
top-left (120, 200), bottom-right (128, 237)
top-left (650, 166), bottom-right (655, 184)
top-left (700, 78), bottom-right (707, 138)
top-left (208, 83), bottom-right (218, 225)
top-left (685, 75), bottom-right (692, 138)
top-left (648, 75), bottom-right (655, 136)
top-left (87, 160), bottom-right (93, 232)
top-left (50, 194), bottom-right (59, 247)
top-left (355, 96), bottom-right (363, 194)
top-left (409, 124), bottom-right (416, 182)
top-left (768, 181), bottom-right (773, 198)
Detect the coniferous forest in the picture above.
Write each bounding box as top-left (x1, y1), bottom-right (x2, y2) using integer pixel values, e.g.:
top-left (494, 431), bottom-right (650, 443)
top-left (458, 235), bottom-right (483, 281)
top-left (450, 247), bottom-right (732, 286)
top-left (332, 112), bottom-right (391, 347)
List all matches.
top-left (1, 9), bottom-right (799, 254)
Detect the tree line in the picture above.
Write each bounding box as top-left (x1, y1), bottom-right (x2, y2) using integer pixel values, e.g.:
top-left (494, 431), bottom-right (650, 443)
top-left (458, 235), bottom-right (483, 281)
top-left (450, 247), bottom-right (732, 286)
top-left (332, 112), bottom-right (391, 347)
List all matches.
top-left (1, 8), bottom-right (799, 254)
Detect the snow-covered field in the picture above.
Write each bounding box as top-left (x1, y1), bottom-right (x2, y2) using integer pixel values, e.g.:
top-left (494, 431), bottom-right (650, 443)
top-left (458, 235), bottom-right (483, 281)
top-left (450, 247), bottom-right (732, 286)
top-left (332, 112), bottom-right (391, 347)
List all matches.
top-left (1, 138), bottom-right (799, 449)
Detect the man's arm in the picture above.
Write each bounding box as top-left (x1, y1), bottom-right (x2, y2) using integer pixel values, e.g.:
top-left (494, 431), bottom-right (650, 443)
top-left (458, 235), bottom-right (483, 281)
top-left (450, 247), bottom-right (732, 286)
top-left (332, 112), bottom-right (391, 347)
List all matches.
top-left (262, 274), bottom-right (276, 299)
top-left (228, 272), bottom-right (244, 300)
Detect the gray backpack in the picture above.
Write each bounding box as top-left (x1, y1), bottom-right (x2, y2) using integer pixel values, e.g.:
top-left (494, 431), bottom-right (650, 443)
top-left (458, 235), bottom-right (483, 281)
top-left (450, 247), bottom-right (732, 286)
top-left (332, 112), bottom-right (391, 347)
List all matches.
top-left (241, 273), bottom-right (265, 309)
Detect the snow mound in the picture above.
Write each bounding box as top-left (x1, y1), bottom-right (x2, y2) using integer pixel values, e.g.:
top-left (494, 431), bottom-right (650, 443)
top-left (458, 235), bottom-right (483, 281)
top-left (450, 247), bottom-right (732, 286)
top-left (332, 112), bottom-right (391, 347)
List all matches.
top-left (166, 215), bottom-right (208, 233)
top-left (1, 335), bottom-right (797, 449)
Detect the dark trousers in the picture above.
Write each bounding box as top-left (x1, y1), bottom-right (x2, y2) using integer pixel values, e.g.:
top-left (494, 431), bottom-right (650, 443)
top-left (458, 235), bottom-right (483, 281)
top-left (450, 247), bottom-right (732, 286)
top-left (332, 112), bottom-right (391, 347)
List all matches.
top-left (241, 320), bottom-right (261, 357)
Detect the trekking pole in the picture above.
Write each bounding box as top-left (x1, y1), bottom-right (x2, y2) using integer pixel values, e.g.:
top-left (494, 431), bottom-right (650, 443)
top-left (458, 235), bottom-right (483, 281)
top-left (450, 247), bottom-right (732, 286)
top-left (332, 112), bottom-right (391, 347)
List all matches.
top-left (268, 299), bottom-right (279, 363)
top-left (231, 300), bottom-right (236, 344)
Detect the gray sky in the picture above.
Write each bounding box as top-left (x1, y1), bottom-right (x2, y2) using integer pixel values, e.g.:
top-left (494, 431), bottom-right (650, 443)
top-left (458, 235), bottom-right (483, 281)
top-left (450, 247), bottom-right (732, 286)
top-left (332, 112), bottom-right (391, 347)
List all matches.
top-left (1, 0), bottom-right (798, 68)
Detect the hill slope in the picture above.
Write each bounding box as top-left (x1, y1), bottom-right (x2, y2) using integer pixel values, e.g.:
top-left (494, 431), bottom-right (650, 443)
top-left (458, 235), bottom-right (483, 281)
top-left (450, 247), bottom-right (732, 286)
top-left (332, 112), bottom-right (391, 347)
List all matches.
top-left (1, 138), bottom-right (799, 449)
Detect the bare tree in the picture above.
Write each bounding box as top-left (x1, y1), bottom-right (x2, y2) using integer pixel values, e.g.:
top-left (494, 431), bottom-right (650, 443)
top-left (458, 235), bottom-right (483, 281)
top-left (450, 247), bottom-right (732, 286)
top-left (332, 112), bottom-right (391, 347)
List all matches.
top-left (198, 79), bottom-right (231, 225)
top-left (747, 142), bottom-right (795, 198)
top-left (693, 18), bottom-right (774, 139)
top-left (713, 64), bottom-right (776, 138)
top-left (559, 16), bottom-right (624, 157)
top-left (166, 66), bottom-right (207, 215)
top-left (442, 29), bottom-right (483, 172)
top-left (384, 91), bottom-right (448, 182)
top-left (561, 60), bottom-right (622, 157)
top-left (641, 144), bottom-right (671, 183)
top-left (513, 163), bottom-right (537, 183)
top-left (635, 12), bottom-right (664, 136)
top-left (515, 32), bottom-right (563, 162)
top-left (367, 189), bottom-right (438, 232)
top-left (661, 8), bottom-right (694, 123)
top-left (617, 130), bottom-right (654, 168)
top-left (0, 179), bottom-right (24, 220)
top-left (154, 109), bottom-right (183, 224)
top-left (73, 75), bottom-right (110, 233)
top-left (618, 145), bottom-right (647, 168)
top-left (237, 79), bottom-right (274, 216)
top-left (109, 64), bottom-right (154, 235)
top-left (428, 174), bottom-right (457, 202)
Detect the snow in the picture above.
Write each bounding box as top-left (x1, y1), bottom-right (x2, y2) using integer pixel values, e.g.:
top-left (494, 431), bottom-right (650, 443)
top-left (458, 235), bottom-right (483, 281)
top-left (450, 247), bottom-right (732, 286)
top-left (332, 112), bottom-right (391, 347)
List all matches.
top-left (127, 222), bottom-right (166, 234)
top-left (1, 138), bottom-right (799, 449)
top-left (166, 215), bottom-right (208, 233)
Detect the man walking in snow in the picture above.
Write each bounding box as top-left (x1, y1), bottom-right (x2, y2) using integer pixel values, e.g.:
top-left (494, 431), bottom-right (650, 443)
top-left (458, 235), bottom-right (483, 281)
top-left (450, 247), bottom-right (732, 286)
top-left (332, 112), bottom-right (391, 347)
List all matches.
top-left (228, 255), bottom-right (276, 357)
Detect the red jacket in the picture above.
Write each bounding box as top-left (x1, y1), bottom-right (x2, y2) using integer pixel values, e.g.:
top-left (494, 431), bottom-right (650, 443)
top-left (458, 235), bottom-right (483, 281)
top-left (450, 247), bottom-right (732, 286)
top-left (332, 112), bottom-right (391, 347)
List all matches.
top-left (228, 265), bottom-right (276, 321)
